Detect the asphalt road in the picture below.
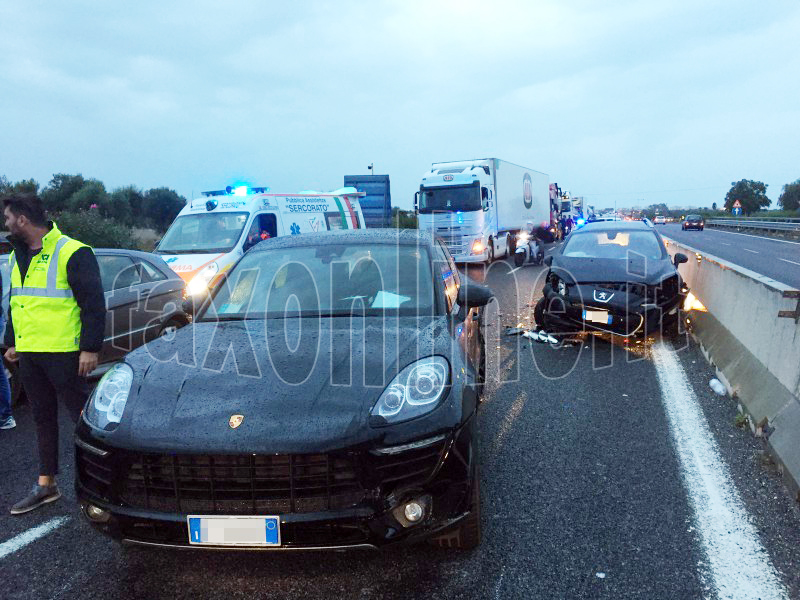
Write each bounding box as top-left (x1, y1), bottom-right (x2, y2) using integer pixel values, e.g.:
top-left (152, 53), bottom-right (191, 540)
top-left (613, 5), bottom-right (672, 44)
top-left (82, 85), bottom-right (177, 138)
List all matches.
top-left (657, 223), bottom-right (800, 288)
top-left (1, 252), bottom-right (799, 599)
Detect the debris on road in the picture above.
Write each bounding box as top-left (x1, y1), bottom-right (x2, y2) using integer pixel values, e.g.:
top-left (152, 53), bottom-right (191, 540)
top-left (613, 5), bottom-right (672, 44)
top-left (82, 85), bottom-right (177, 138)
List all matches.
top-left (709, 378), bottom-right (726, 396)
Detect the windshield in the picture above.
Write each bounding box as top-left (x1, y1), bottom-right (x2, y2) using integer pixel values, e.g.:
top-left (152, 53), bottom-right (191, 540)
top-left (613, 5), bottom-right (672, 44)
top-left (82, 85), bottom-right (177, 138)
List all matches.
top-left (200, 243), bottom-right (436, 320)
top-left (562, 230), bottom-right (665, 260)
top-left (419, 184), bottom-right (482, 213)
top-left (157, 212), bottom-right (249, 254)
top-left (687, 215), bottom-right (702, 220)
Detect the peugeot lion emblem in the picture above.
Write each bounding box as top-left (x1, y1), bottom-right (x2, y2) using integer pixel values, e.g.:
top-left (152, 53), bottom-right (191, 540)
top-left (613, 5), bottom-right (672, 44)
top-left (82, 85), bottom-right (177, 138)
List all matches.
top-left (593, 290), bottom-right (614, 303)
top-left (229, 414), bottom-right (244, 429)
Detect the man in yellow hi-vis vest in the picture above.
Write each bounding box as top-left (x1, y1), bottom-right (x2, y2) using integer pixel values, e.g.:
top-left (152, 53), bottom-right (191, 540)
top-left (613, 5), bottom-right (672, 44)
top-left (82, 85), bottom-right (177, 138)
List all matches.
top-left (2, 193), bottom-right (106, 515)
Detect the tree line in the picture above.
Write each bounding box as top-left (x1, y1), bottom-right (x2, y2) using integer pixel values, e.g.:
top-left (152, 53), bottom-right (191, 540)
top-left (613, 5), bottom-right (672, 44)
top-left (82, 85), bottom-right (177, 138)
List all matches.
top-left (723, 178), bottom-right (800, 215)
top-left (0, 173), bottom-right (186, 248)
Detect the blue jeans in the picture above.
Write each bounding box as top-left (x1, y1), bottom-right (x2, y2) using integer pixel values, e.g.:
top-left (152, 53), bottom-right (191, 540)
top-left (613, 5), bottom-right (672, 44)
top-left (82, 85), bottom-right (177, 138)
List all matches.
top-left (0, 317), bottom-right (12, 420)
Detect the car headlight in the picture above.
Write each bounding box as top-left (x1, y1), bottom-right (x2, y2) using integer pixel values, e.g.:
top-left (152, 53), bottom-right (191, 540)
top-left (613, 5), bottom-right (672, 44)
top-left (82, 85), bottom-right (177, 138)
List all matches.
top-left (517, 231), bottom-right (529, 242)
top-left (84, 363), bottom-right (133, 431)
top-left (186, 262), bottom-right (219, 296)
top-left (370, 357), bottom-right (450, 425)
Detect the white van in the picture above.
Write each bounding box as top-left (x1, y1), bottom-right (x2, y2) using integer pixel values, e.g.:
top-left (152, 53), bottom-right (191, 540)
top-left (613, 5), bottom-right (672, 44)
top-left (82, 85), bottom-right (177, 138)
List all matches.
top-left (155, 186), bottom-right (366, 297)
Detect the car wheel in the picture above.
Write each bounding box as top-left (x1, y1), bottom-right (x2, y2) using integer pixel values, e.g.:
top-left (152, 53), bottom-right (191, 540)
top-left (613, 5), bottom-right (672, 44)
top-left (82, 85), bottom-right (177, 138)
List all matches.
top-left (158, 317), bottom-right (187, 339)
top-left (700, 227), bottom-right (704, 231)
top-left (429, 468), bottom-right (481, 550)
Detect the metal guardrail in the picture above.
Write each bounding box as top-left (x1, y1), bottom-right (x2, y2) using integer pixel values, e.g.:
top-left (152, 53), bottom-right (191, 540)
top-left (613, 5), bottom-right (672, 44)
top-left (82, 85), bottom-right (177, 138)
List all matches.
top-left (706, 218), bottom-right (800, 232)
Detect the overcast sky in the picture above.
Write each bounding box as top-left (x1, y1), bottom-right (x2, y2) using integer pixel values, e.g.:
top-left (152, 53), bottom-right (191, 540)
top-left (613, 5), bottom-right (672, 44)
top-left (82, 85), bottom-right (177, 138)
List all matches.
top-left (1, 0), bottom-right (798, 211)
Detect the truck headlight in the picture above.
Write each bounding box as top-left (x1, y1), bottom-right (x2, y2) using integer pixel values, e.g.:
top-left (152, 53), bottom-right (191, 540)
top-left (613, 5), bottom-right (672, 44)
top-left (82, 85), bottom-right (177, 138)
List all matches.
top-left (186, 262), bottom-right (219, 296)
top-left (471, 239), bottom-right (484, 255)
top-left (84, 363), bottom-right (133, 431)
top-left (370, 357), bottom-right (450, 425)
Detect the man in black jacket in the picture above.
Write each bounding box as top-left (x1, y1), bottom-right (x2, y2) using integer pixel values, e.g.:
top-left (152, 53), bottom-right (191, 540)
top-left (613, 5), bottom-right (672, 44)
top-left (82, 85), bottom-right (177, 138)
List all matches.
top-left (2, 192), bottom-right (106, 515)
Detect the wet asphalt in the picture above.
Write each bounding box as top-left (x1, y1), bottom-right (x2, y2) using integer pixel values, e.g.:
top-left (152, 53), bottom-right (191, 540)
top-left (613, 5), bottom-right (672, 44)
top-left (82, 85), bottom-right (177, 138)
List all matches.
top-left (1, 251), bottom-right (799, 599)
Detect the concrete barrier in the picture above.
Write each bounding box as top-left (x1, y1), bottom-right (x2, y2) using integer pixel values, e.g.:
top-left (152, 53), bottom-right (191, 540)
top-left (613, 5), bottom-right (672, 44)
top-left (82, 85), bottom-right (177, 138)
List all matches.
top-left (663, 236), bottom-right (800, 501)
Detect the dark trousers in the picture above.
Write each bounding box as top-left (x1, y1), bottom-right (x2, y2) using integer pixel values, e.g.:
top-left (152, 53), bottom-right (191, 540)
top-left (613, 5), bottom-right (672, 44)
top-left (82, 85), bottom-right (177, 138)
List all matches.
top-left (18, 352), bottom-right (89, 476)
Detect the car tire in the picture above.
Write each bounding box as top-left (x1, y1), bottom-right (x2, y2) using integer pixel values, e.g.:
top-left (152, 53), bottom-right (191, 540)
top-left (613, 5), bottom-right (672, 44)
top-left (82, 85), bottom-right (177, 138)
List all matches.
top-left (429, 468), bottom-right (481, 550)
top-left (700, 227), bottom-right (704, 231)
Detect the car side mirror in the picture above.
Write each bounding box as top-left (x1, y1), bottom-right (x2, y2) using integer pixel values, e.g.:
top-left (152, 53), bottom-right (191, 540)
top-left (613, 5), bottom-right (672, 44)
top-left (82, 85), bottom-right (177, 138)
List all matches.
top-left (544, 255), bottom-right (553, 266)
top-left (414, 192), bottom-right (419, 211)
top-left (674, 252), bottom-right (688, 266)
top-left (456, 282), bottom-right (494, 311)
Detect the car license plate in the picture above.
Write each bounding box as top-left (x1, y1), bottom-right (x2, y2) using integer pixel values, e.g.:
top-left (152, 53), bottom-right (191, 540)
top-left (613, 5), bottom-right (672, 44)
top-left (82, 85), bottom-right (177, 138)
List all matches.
top-left (187, 516), bottom-right (281, 547)
top-left (583, 310), bottom-right (611, 324)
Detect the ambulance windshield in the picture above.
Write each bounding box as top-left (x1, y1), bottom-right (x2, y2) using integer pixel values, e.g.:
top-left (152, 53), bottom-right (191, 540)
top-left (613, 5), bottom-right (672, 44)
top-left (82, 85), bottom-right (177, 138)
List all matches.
top-left (157, 212), bottom-right (249, 254)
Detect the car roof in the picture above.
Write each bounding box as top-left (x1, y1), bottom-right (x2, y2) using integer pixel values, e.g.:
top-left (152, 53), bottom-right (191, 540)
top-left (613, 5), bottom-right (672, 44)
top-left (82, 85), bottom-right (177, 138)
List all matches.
top-left (575, 220), bottom-right (655, 232)
top-left (248, 229), bottom-right (439, 252)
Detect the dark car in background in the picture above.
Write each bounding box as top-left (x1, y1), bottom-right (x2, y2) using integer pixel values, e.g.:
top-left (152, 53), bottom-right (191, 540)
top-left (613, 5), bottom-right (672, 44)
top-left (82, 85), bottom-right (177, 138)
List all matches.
top-left (534, 221), bottom-right (688, 338)
top-left (2, 249), bottom-right (188, 401)
top-left (75, 229), bottom-right (493, 551)
top-left (682, 214), bottom-right (705, 231)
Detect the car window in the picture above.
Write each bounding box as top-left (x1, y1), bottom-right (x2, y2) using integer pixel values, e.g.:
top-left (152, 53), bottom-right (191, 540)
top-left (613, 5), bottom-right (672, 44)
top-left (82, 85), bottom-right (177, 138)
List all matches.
top-left (137, 259), bottom-right (168, 283)
top-left (245, 213), bottom-right (278, 248)
top-left (201, 243), bottom-right (435, 319)
top-left (562, 231), bottom-right (665, 261)
top-left (97, 255), bottom-right (140, 292)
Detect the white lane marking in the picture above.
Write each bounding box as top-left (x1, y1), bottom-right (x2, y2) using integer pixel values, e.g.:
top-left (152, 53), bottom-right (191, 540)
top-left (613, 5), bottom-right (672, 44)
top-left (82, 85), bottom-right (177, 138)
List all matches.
top-left (507, 266), bottom-right (523, 275)
top-left (778, 258), bottom-right (800, 267)
top-left (0, 516), bottom-right (70, 560)
top-left (651, 343), bottom-right (788, 600)
top-left (719, 242), bottom-right (732, 246)
top-left (743, 249), bottom-right (759, 254)
top-left (701, 227), bottom-right (800, 246)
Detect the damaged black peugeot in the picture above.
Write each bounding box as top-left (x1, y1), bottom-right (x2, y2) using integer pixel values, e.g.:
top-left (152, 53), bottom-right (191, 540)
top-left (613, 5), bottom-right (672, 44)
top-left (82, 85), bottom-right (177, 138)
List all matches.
top-left (534, 220), bottom-right (688, 337)
top-left (75, 230), bottom-right (493, 551)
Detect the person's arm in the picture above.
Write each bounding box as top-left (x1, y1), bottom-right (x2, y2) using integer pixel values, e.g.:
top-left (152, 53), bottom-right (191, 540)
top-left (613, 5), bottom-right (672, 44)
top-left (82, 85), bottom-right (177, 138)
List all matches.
top-left (66, 247), bottom-right (107, 353)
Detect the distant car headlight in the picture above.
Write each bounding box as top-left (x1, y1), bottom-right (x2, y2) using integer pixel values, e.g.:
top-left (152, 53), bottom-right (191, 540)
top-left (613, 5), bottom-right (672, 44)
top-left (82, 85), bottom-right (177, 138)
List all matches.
top-left (84, 363), bottom-right (133, 431)
top-left (186, 261), bottom-right (219, 296)
top-left (370, 357), bottom-right (450, 425)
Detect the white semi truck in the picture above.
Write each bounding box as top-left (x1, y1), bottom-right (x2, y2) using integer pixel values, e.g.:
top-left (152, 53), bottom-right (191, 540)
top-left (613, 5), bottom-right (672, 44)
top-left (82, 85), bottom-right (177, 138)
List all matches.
top-left (415, 158), bottom-right (549, 263)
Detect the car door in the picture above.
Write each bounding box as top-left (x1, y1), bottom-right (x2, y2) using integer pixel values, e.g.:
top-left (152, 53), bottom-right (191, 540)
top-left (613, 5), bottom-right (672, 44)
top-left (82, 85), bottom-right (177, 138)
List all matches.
top-left (434, 241), bottom-right (482, 377)
top-left (96, 253), bottom-right (143, 364)
top-left (131, 256), bottom-right (185, 342)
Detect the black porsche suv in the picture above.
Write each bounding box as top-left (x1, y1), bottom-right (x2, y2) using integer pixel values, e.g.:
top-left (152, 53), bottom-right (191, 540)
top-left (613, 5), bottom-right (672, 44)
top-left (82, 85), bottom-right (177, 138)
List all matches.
top-left (535, 221), bottom-right (689, 338)
top-left (75, 230), bottom-right (493, 551)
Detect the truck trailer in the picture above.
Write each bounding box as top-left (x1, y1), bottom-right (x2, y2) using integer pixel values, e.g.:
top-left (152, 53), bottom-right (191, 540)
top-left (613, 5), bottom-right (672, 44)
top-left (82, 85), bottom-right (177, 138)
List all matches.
top-left (415, 158), bottom-right (549, 263)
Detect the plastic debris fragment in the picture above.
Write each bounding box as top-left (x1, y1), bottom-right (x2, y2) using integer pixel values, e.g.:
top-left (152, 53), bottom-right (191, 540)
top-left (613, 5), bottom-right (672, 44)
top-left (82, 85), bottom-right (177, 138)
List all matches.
top-left (709, 379), bottom-right (726, 395)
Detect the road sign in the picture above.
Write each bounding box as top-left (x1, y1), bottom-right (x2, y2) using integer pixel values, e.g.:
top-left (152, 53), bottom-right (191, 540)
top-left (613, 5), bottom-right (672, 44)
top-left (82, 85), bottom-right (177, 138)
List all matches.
top-left (732, 206), bottom-right (742, 216)
top-left (732, 199), bottom-right (742, 208)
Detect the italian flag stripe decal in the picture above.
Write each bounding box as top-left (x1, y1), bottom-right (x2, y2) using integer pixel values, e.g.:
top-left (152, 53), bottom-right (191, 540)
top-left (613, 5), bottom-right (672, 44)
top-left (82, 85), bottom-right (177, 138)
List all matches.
top-left (333, 197), bottom-right (348, 229)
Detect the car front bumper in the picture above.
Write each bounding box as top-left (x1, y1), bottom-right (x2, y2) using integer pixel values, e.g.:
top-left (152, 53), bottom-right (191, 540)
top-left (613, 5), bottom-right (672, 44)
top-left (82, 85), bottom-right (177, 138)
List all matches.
top-left (74, 418), bottom-right (477, 550)
top-left (539, 284), bottom-right (684, 337)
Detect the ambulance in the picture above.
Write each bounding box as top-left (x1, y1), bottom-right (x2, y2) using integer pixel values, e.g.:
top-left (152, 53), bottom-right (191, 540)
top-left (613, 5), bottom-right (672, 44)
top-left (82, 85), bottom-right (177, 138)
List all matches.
top-left (154, 185), bottom-right (366, 297)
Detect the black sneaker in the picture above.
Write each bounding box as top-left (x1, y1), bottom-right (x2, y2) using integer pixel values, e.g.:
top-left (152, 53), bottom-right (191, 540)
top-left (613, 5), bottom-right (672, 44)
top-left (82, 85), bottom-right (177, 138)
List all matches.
top-left (10, 484), bottom-right (61, 515)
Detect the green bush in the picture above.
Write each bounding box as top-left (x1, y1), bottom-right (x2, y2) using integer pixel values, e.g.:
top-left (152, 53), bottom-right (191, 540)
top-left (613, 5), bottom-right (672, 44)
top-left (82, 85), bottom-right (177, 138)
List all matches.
top-left (55, 209), bottom-right (138, 249)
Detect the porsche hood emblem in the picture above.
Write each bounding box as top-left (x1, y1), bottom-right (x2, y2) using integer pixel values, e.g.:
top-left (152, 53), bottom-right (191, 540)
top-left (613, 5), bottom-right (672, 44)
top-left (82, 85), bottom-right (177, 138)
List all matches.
top-left (229, 414), bottom-right (244, 429)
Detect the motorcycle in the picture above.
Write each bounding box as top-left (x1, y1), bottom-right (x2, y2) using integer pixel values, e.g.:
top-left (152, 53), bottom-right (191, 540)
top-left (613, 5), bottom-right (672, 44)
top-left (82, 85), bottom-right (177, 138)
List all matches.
top-left (514, 230), bottom-right (545, 267)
